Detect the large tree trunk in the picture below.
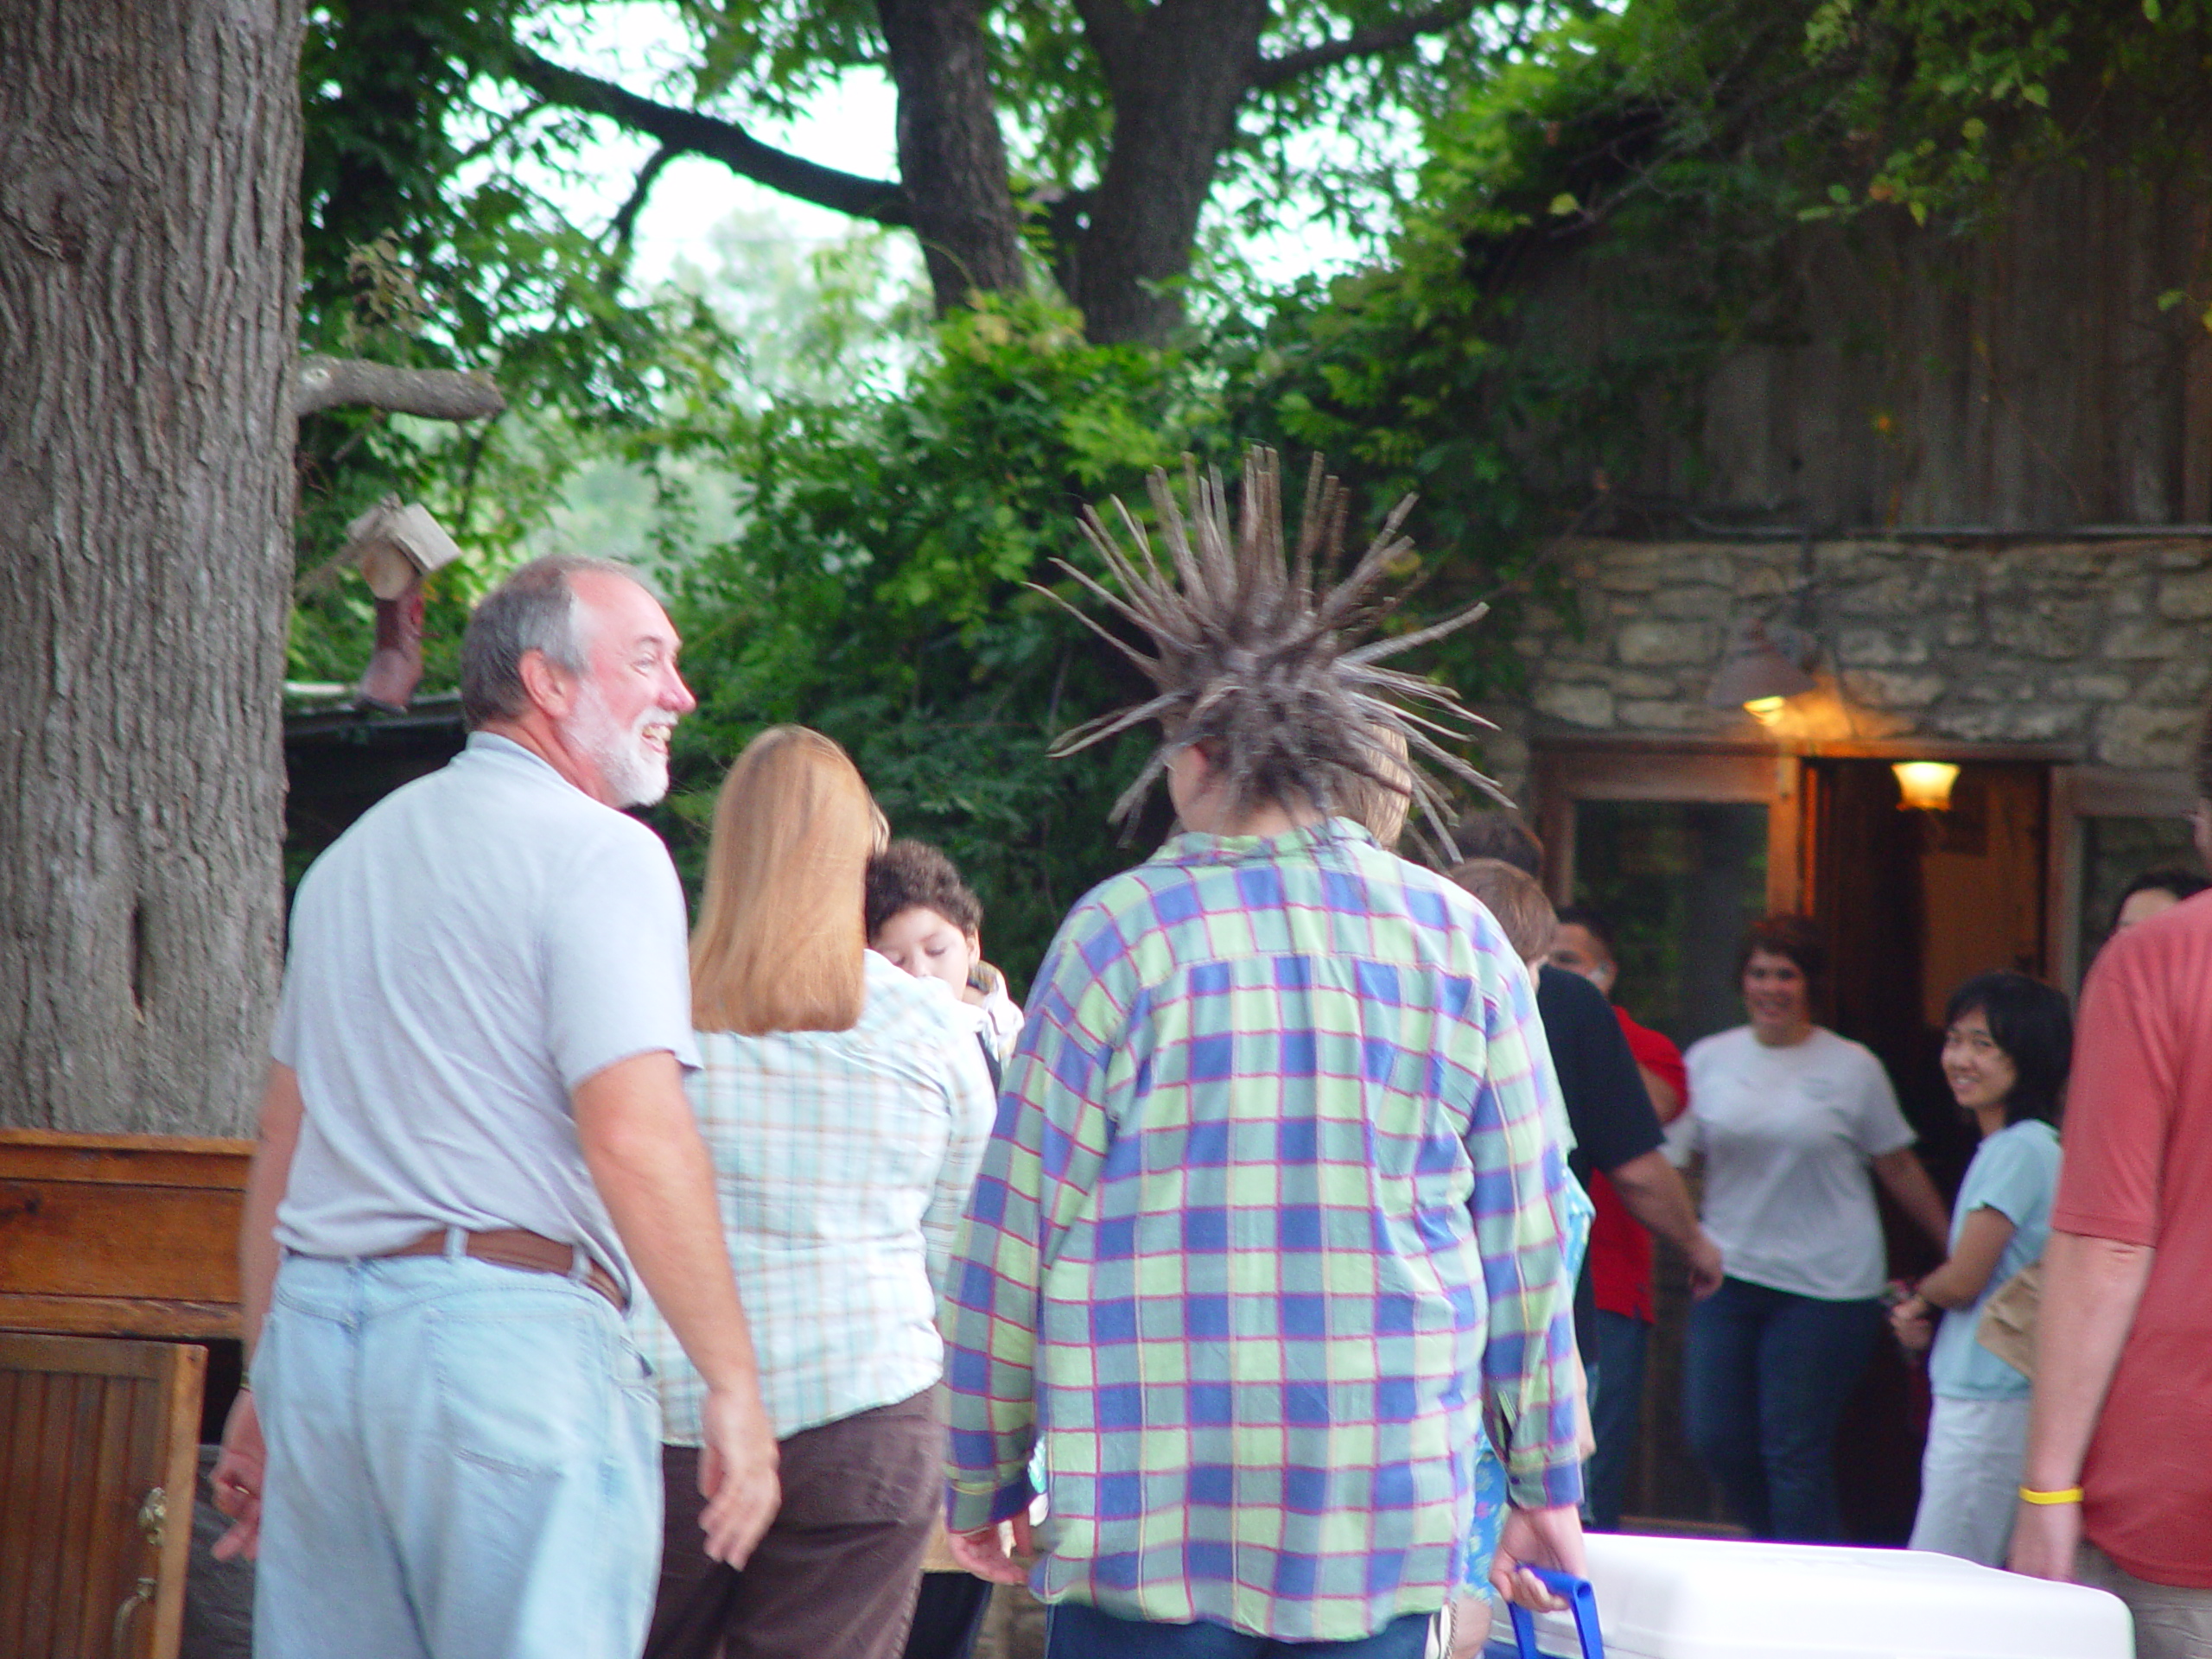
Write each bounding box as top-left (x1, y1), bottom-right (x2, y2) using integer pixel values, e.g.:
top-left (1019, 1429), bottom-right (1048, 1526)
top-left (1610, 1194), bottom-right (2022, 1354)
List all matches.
top-left (0, 0), bottom-right (302, 1133)
top-left (876, 0), bottom-right (1028, 312)
top-left (1072, 0), bottom-right (1269, 344)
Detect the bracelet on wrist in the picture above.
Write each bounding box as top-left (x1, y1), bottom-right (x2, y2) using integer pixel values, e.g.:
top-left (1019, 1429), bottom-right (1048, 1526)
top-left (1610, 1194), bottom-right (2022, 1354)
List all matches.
top-left (2018, 1484), bottom-right (2083, 1506)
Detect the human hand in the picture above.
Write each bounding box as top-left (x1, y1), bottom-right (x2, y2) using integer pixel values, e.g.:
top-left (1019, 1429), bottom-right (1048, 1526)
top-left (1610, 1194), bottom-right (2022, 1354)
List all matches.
top-left (1490, 1504), bottom-right (1586, 1611)
top-left (946, 1510), bottom-right (1033, 1585)
top-left (696, 1384), bottom-right (781, 1567)
top-left (210, 1388), bottom-right (265, 1562)
top-left (2007, 1497), bottom-right (2082, 1581)
top-left (1889, 1294), bottom-right (1934, 1354)
top-left (1684, 1232), bottom-right (1725, 1300)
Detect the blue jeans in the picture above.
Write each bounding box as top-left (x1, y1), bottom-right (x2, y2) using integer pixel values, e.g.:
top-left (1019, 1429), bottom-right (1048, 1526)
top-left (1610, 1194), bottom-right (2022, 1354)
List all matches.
top-left (1046, 1604), bottom-right (1431, 1658)
top-left (251, 1248), bottom-right (661, 1659)
top-left (1682, 1276), bottom-right (1882, 1541)
top-left (1584, 1308), bottom-right (1648, 1532)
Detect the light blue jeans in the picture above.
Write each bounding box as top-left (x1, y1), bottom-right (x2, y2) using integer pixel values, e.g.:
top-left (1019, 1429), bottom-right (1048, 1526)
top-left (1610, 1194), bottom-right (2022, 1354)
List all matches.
top-left (251, 1246), bottom-right (661, 1659)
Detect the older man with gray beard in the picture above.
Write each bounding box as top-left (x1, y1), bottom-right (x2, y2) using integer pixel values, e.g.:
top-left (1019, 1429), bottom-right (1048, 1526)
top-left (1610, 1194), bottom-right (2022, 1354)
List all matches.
top-left (212, 556), bottom-right (778, 1659)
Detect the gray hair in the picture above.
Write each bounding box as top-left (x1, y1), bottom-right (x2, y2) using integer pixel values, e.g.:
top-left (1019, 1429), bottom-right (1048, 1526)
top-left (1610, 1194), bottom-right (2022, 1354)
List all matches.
top-left (460, 555), bottom-right (642, 729)
top-left (1040, 448), bottom-right (1508, 858)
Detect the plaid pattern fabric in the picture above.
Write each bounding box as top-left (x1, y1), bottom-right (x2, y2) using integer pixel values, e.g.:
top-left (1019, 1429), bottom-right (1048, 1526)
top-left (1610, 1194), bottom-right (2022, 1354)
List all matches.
top-left (940, 820), bottom-right (1581, 1643)
top-left (634, 951), bottom-right (997, 1442)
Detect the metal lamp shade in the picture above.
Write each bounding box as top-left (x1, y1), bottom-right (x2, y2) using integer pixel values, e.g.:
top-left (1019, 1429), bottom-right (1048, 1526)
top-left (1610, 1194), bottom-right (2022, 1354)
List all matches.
top-left (1707, 619), bottom-right (1817, 708)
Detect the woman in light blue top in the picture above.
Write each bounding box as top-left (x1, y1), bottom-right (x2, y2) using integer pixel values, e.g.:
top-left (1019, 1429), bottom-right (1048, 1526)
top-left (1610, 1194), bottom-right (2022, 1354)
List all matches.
top-left (1891, 971), bottom-right (2069, 1567)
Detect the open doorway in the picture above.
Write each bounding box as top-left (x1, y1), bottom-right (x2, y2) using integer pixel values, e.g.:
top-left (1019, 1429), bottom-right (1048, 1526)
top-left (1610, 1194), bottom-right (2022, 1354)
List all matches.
top-left (1803, 756), bottom-right (2050, 1541)
top-left (1805, 758), bottom-right (2049, 1190)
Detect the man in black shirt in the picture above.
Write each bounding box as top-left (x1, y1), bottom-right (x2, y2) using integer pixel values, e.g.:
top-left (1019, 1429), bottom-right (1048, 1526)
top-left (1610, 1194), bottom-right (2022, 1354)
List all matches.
top-left (1452, 817), bottom-right (1723, 1383)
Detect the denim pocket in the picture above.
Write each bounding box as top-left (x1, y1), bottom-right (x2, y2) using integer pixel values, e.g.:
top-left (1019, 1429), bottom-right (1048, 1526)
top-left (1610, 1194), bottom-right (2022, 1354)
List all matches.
top-left (426, 1297), bottom-right (606, 1475)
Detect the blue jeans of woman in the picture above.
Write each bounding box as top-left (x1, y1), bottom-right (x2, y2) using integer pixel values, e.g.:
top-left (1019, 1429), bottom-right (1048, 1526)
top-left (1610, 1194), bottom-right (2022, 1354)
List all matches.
top-left (1681, 1276), bottom-right (1883, 1542)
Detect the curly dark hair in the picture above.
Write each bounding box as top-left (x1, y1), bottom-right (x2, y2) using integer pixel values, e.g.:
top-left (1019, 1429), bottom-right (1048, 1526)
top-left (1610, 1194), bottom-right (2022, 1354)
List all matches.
top-left (1943, 972), bottom-right (2072, 1128)
top-left (1736, 913), bottom-right (1828, 984)
top-left (1040, 447), bottom-right (1507, 854)
top-left (864, 839), bottom-right (982, 942)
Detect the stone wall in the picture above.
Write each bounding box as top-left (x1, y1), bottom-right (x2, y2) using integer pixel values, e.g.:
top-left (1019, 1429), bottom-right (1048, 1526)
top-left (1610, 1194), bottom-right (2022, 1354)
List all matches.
top-left (1476, 536), bottom-right (2212, 798)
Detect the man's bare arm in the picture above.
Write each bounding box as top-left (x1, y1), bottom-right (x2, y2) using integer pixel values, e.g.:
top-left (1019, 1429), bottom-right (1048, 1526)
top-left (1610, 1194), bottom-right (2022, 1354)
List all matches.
top-left (2009, 1229), bottom-right (2155, 1580)
top-left (574, 1050), bottom-right (779, 1567)
top-left (239, 1063), bottom-right (305, 1354)
top-left (209, 1062), bottom-right (308, 1560)
top-left (1605, 1148), bottom-right (1724, 1296)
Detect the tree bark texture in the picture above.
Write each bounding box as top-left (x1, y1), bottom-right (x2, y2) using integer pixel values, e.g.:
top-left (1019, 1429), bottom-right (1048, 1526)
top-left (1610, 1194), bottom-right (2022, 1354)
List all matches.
top-left (0, 0), bottom-right (302, 1132)
top-left (875, 0), bottom-right (1029, 312)
top-left (1070, 0), bottom-right (1271, 344)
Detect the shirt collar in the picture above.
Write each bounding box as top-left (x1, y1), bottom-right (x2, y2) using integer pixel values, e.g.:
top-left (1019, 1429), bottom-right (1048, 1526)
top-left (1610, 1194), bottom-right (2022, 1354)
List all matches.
top-left (1156, 815), bottom-right (1374, 865)
top-left (464, 730), bottom-right (577, 791)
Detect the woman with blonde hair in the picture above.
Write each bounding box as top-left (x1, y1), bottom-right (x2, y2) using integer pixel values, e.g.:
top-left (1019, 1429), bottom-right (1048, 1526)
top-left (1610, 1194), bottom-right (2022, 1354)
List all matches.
top-left (632, 726), bottom-right (997, 1659)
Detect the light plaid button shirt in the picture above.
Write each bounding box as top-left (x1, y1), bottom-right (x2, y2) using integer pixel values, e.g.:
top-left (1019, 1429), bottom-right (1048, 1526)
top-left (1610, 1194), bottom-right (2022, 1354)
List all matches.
top-left (940, 819), bottom-right (1580, 1643)
top-left (633, 950), bottom-right (997, 1442)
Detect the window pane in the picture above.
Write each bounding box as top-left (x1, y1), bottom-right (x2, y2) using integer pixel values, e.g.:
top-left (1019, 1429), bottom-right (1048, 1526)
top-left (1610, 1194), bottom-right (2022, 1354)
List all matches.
top-left (1572, 800), bottom-right (1769, 1048)
top-left (2078, 814), bottom-right (2199, 971)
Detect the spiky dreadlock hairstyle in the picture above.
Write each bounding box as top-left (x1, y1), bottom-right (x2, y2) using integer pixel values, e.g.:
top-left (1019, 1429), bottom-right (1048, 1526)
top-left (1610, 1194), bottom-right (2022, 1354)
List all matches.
top-left (1038, 447), bottom-right (1509, 857)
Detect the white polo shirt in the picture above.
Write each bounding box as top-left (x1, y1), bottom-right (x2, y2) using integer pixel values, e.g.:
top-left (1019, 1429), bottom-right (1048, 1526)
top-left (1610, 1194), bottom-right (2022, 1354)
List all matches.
top-left (272, 733), bottom-right (699, 1294)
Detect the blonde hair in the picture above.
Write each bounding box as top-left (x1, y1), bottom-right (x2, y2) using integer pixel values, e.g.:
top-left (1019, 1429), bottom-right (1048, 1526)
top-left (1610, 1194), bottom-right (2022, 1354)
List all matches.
top-left (690, 726), bottom-right (887, 1034)
top-left (1338, 723), bottom-right (1414, 850)
top-left (1446, 857), bottom-right (1558, 967)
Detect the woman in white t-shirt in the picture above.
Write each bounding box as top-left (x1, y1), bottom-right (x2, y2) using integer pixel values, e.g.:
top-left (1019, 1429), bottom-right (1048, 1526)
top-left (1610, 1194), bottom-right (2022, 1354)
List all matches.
top-left (1676, 915), bottom-right (1951, 1541)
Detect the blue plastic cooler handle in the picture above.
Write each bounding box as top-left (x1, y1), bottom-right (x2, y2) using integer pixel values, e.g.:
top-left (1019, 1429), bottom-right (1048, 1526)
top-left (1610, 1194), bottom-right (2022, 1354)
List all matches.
top-left (1503, 1568), bottom-right (1605, 1659)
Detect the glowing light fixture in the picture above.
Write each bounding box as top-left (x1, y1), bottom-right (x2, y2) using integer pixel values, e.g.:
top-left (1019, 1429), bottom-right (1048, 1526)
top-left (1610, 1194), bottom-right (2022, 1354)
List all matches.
top-left (1892, 761), bottom-right (1960, 812)
top-left (1707, 618), bottom-right (1817, 716)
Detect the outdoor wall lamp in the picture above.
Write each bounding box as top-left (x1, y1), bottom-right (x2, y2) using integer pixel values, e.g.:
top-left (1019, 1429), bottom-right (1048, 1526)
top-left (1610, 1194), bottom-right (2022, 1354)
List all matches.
top-left (1707, 617), bottom-right (1816, 721)
top-left (1892, 761), bottom-right (1960, 811)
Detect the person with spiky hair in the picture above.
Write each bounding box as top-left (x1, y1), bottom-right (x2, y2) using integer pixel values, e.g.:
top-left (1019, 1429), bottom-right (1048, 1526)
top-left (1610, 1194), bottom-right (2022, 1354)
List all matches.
top-left (937, 451), bottom-right (1586, 1658)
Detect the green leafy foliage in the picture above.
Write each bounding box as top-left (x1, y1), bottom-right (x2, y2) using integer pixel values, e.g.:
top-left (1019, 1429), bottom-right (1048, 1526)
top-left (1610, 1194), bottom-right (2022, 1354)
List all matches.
top-left (289, 0), bottom-right (738, 685)
top-left (632, 294), bottom-right (1229, 986)
top-left (1222, 0), bottom-right (2212, 620)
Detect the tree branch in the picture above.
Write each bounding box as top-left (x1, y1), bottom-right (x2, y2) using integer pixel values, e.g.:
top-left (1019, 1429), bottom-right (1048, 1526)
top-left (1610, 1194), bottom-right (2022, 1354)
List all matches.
top-left (609, 143), bottom-right (679, 251)
top-left (507, 47), bottom-right (912, 227)
top-left (1249, 2), bottom-right (1479, 91)
top-left (296, 357), bottom-right (505, 421)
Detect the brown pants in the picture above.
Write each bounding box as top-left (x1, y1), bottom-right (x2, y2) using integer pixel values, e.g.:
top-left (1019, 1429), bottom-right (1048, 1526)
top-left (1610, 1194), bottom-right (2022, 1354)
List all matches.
top-left (645, 1390), bottom-right (943, 1659)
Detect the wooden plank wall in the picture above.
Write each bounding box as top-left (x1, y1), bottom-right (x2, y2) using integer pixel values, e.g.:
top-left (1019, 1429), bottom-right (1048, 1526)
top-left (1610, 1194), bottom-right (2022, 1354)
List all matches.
top-left (1534, 162), bottom-right (2212, 530)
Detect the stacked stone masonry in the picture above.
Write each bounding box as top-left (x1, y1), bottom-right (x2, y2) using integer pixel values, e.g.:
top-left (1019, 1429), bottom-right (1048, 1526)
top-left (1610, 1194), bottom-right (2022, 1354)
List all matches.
top-left (1477, 537), bottom-right (2212, 798)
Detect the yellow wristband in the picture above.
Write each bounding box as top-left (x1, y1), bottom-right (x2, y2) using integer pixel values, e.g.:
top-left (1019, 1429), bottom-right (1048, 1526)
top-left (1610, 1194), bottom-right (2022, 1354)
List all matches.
top-left (2019, 1485), bottom-right (2084, 1506)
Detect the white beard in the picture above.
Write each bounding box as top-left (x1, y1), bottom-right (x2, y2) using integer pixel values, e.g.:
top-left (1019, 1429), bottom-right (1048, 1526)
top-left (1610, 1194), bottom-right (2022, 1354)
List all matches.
top-left (567, 677), bottom-right (673, 807)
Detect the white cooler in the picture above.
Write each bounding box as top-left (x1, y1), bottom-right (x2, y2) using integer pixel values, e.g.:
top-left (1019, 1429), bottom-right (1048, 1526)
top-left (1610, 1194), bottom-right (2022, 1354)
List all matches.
top-left (1484, 1533), bottom-right (2135, 1658)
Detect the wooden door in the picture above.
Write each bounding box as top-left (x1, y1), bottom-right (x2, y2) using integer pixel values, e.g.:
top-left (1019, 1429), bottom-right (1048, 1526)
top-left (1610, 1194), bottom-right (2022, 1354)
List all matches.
top-left (0, 1334), bottom-right (205, 1659)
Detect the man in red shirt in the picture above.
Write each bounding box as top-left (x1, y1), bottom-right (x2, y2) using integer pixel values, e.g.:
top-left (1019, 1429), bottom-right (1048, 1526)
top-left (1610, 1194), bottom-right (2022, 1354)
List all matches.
top-left (2010, 804), bottom-right (2212, 1658)
top-left (1550, 906), bottom-right (1692, 1532)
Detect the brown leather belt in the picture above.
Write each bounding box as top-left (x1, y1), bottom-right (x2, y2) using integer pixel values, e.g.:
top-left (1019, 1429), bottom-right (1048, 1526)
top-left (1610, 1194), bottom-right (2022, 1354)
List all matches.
top-left (383, 1227), bottom-right (626, 1311)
